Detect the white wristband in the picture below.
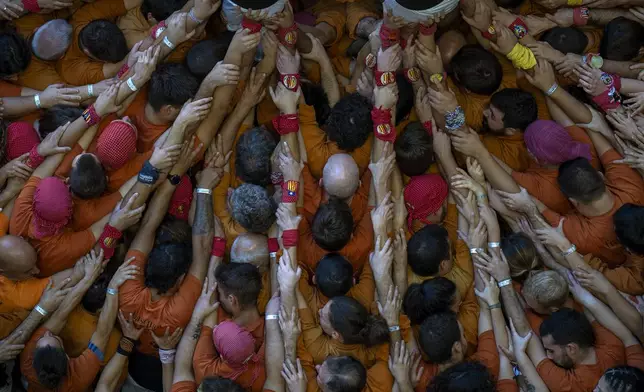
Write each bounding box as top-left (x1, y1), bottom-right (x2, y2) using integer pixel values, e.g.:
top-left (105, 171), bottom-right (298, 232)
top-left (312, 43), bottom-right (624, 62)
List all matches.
top-left (159, 348), bottom-right (176, 364)
top-left (388, 325), bottom-right (400, 332)
top-left (126, 77), bottom-right (138, 92)
top-left (106, 288), bottom-right (118, 296)
top-left (488, 242), bottom-right (500, 248)
top-left (469, 247), bottom-right (484, 255)
top-left (35, 305), bottom-right (48, 316)
top-left (163, 36), bottom-right (175, 49)
top-left (196, 188), bottom-right (212, 195)
top-left (561, 244), bottom-right (577, 257)
top-left (34, 94), bottom-right (41, 109)
top-left (87, 84), bottom-right (94, 97)
top-left (498, 278), bottom-right (512, 288)
top-left (188, 8), bottom-right (204, 24)
top-left (265, 314), bottom-right (279, 321)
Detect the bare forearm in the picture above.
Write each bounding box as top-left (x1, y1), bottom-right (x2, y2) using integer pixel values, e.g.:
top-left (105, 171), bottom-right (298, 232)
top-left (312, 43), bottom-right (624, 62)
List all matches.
top-left (93, 290), bottom-right (119, 350)
top-left (161, 363), bottom-right (174, 392)
top-left (2, 95), bottom-right (39, 118)
top-left (605, 289), bottom-right (644, 341)
top-left (515, 352), bottom-right (548, 392)
top-left (602, 59), bottom-right (641, 79)
top-left (500, 286), bottom-right (530, 334)
top-left (548, 87), bottom-right (592, 124)
top-left (264, 319), bottom-right (285, 392)
top-left (319, 59), bottom-right (341, 107)
top-left (590, 9), bottom-right (639, 25)
top-left (5, 310), bottom-right (45, 345)
top-left (95, 353), bottom-right (128, 392)
top-left (45, 277), bottom-right (93, 334)
top-left (476, 150), bottom-right (520, 193)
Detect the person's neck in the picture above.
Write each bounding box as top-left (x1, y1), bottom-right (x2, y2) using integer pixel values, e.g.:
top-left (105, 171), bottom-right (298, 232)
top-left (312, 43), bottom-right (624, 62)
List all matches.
top-left (321, 189), bottom-right (353, 205)
top-left (576, 192), bottom-right (615, 217)
top-left (576, 346), bottom-right (598, 366)
top-left (233, 307), bottom-right (261, 327)
top-left (144, 103), bottom-right (169, 126)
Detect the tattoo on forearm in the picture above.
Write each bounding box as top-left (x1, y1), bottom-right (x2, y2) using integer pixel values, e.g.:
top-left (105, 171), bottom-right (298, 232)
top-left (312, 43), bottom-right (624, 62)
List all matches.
top-left (193, 193), bottom-right (213, 235)
top-left (191, 321), bottom-right (203, 340)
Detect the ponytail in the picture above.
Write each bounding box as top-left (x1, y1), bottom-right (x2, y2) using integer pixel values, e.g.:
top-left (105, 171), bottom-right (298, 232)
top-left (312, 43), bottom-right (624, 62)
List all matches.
top-left (330, 297), bottom-right (389, 347)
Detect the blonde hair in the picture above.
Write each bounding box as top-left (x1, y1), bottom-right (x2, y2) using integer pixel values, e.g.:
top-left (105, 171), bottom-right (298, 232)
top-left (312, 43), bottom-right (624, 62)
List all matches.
top-left (501, 233), bottom-right (541, 282)
top-left (522, 271), bottom-right (568, 310)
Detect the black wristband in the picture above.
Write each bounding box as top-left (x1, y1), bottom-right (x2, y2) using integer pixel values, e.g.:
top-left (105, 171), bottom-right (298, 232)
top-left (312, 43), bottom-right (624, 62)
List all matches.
top-left (138, 160), bottom-right (159, 185)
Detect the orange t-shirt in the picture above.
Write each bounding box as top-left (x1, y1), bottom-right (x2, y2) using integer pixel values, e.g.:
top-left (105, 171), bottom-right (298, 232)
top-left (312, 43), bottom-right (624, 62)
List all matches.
top-left (59, 305), bottom-right (121, 365)
top-left (20, 327), bottom-right (102, 392)
top-left (170, 381), bottom-right (276, 392)
top-left (118, 249), bottom-right (202, 355)
top-left (123, 90), bottom-right (171, 152)
top-left (585, 252), bottom-right (644, 296)
top-left (512, 126), bottom-right (599, 215)
top-left (537, 321), bottom-right (626, 392)
top-left (0, 80), bottom-right (22, 97)
top-left (626, 344), bottom-right (644, 371)
top-left (0, 310), bottom-right (29, 339)
top-left (482, 132), bottom-right (531, 172)
top-left (541, 149), bottom-right (644, 266)
top-left (17, 57), bottom-right (65, 92)
top-left (0, 211), bottom-right (9, 236)
top-left (56, 0), bottom-right (128, 85)
top-left (9, 177), bottom-right (97, 277)
top-left (0, 275), bottom-right (49, 314)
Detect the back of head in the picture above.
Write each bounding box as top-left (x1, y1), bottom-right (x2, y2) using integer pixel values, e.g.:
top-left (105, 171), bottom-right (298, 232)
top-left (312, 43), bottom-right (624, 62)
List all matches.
top-left (428, 361), bottom-right (496, 392)
top-left (541, 27), bottom-right (589, 55)
top-left (32, 19), bottom-right (73, 61)
top-left (490, 88), bottom-right (538, 131)
top-left (302, 81), bottom-right (331, 126)
top-left (215, 263), bottom-right (262, 309)
top-left (33, 345), bottom-right (68, 389)
top-left (235, 126), bottom-right (277, 187)
top-left (186, 34), bottom-right (234, 80)
top-left (312, 198), bottom-right (354, 252)
top-left (200, 376), bottom-right (246, 392)
top-left (141, 0), bottom-right (188, 22)
top-left (96, 119), bottom-right (137, 171)
top-left (557, 158), bottom-right (605, 204)
top-left (148, 63), bottom-right (199, 112)
top-left (614, 203), bottom-right (644, 255)
top-left (451, 45), bottom-right (503, 95)
top-left (419, 311), bottom-right (461, 364)
top-left (522, 270), bottom-right (568, 310)
top-left (322, 154), bottom-right (359, 199)
top-left (230, 184), bottom-right (277, 233)
top-left (407, 224), bottom-right (449, 277)
top-left (524, 120), bottom-right (592, 165)
top-left (395, 73), bottom-right (414, 124)
top-left (0, 235), bottom-right (38, 274)
top-left (0, 31), bottom-right (30, 78)
top-left (155, 216), bottom-right (192, 246)
top-left (403, 278), bottom-right (456, 325)
top-left (79, 20), bottom-right (128, 63)
top-left (501, 233), bottom-right (540, 281)
top-left (315, 253), bottom-right (353, 298)
top-left (325, 93), bottom-right (373, 151)
top-left (539, 308), bottom-right (596, 349)
top-left (600, 17), bottom-right (644, 61)
top-left (70, 154), bottom-right (107, 199)
top-left (82, 270), bottom-right (112, 313)
top-left (230, 233), bottom-right (269, 272)
top-left (602, 366), bottom-right (644, 392)
top-left (146, 242), bottom-right (192, 294)
top-left (39, 105), bottom-right (83, 139)
top-left (322, 356), bottom-right (367, 392)
top-left (329, 296), bottom-right (389, 347)
top-left (394, 121), bottom-right (434, 177)
top-left (33, 176), bottom-right (73, 238)
top-left (212, 320), bottom-right (257, 366)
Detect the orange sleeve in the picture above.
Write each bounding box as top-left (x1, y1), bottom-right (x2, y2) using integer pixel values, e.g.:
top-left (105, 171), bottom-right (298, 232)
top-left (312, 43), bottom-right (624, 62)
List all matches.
top-left (9, 176), bottom-right (40, 237)
top-left (536, 358), bottom-right (582, 392)
top-left (0, 212), bottom-right (8, 236)
top-left (55, 143), bottom-right (84, 178)
top-left (193, 325), bottom-right (226, 384)
top-left (348, 262), bottom-right (375, 311)
top-left (471, 330), bottom-right (499, 380)
top-left (414, 361), bottom-right (439, 392)
top-left (310, 0), bottom-right (346, 46)
top-left (342, 209), bottom-right (374, 272)
top-left (213, 171), bottom-right (241, 249)
top-left (36, 229), bottom-right (97, 276)
top-left (72, 0), bottom-right (127, 24)
top-left (0, 277), bottom-right (50, 313)
top-left (67, 347), bottom-right (102, 390)
top-left (496, 379), bottom-right (519, 392)
top-left (298, 306), bottom-right (331, 364)
top-left (299, 103), bottom-right (334, 179)
top-left (70, 191), bottom-right (121, 231)
top-left (302, 163), bottom-right (323, 223)
top-left (602, 149), bottom-right (644, 206)
top-left (297, 219), bottom-right (325, 272)
top-left (107, 150), bottom-right (152, 192)
top-left (453, 239), bottom-right (474, 279)
top-left (585, 253), bottom-right (644, 296)
top-left (592, 321), bottom-right (626, 366)
top-left (0, 80), bottom-right (22, 97)
top-left (626, 344), bottom-right (644, 371)
top-left (443, 203), bottom-right (458, 246)
top-left (117, 250), bottom-right (148, 314)
top-left (458, 285), bottom-right (479, 354)
top-left (16, 58), bottom-right (65, 92)
top-left (298, 269), bottom-right (318, 311)
top-left (170, 381), bottom-right (198, 392)
top-left (365, 360), bottom-right (394, 392)
top-left (482, 134), bottom-right (531, 172)
top-left (296, 335), bottom-right (322, 392)
top-left (117, 8), bottom-right (150, 48)
top-left (168, 274), bottom-right (202, 318)
top-left (57, 33), bottom-right (108, 85)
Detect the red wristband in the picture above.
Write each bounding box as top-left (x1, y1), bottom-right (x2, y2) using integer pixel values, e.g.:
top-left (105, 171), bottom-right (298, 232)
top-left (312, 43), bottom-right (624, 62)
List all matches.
top-left (282, 229), bottom-right (298, 248)
top-left (281, 180), bottom-right (299, 203)
top-left (278, 23), bottom-right (298, 48)
top-left (422, 121), bottom-right (433, 135)
top-left (374, 70), bottom-right (396, 87)
top-left (379, 24), bottom-right (400, 49)
top-left (211, 237), bottom-right (226, 257)
top-left (365, 53), bottom-right (376, 69)
top-left (481, 25), bottom-right (496, 40)
top-left (509, 17), bottom-right (528, 39)
top-left (98, 224), bottom-right (123, 260)
top-left (241, 17), bottom-right (262, 34)
top-left (82, 105), bottom-right (101, 126)
top-left (268, 238), bottom-right (279, 253)
top-left (117, 64), bottom-right (129, 79)
top-left (419, 23), bottom-right (437, 36)
top-left (592, 73), bottom-right (622, 111)
top-left (403, 67), bottom-right (421, 83)
top-left (279, 73), bottom-right (300, 92)
top-left (150, 20), bottom-right (167, 39)
top-left (26, 145), bottom-right (44, 169)
top-left (22, 0), bottom-right (41, 13)
top-left (573, 7), bottom-right (590, 26)
top-left (272, 113), bottom-right (299, 135)
top-left (372, 107), bottom-right (396, 143)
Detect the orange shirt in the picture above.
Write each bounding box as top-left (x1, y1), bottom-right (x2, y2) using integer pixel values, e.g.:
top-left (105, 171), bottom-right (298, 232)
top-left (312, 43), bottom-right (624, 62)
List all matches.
top-left (482, 132), bottom-right (531, 172)
top-left (56, 0), bottom-right (128, 86)
top-left (118, 249), bottom-right (202, 355)
top-left (0, 310), bottom-right (29, 339)
top-left (59, 305), bottom-right (121, 365)
top-left (299, 103), bottom-right (373, 179)
top-left (0, 211), bottom-right (9, 236)
top-left (536, 322), bottom-right (626, 392)
top-left (584, 253), bottom-right (644, 296)
top-left (415, 330), bottom-right (499, 392)
top-left (20, 327), bottom-right (102, 392)
top-left (541, 149), bottom-right (644, 266)
top-left (626, 344), bottom-right (644, 371)
top-left (170, 381), bottom-right (275, 392)
top-left (512, 126), bottom-right (600, 214)
top-left (0, 80), bottom-right (22, 97)
top-left (123, 90), bottom-right (171, 152)
top-left (17, 57), bottom-right (65, 92)
top-left (10, 177), bottom-right (97, 277)
top-left (0, 275), bottom-right (49, 314)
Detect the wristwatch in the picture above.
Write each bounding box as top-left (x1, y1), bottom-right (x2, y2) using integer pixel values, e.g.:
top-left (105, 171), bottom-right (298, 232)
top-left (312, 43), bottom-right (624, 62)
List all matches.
top-left (168, 174), bottom-right (181, 186)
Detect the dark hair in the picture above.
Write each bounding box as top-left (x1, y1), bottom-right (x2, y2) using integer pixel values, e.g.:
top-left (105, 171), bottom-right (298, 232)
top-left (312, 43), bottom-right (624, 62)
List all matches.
top-left (0, 31), bottom-right (31, 78)
top-left (451, 45), bottom-right (503, 95)
top-left (140, 0), bottom-right (188, 22)
top-left (539, 308), bottom-right (596, 348)
top-left (557, 158), bottom-right (605, 203)
top-left (145, 242), bottom-right (192, 294)
top-left (403, 278), bottom-right (456, 325)
top-left (419, 311), bottom-right (462, 364)
top-left (33, 345), bottom-right (68, 389)
top-left (301, 81), bottom-right (331, 126)
top-left (501, 232), bottom-right (540, 282)
top-left (230, 184), bottom-right (277, 233)
top-left (185, 34), bottom-right (234, 80)
top-left (395, 73), bottom-right (414, 124)
top-left (325, 93), bottom-right (373, 151)
top-left (490, 88), bottom-right (538, 131)
top-left (148, 63), bottom-right (199, 112)
top-left (614, 204), bottom-right (644, 255)
top-left (395, 121), bottom-right (434, 177)
top-left (156, 216), bottom-right (192, 246)
top-left (323, 356), bottom-right (367, 392)
top-left (215, 263), bottom-right (262, 309)
top-left (82, 271), bottom-right (111, 313)
top-left (79, 20), bottom-right (128, 63)
top-left (600, 17), bottom-right (644, 61)
top-left (200, 376), bottom-right (247, 392)
top-left (70, 154), bottom-right (107, 199)
top-left (541, 27), bottom-right (589, 55)
top-left (493, 0), bottom-right (525, 7)
top-left (39, 105), bottom-right (83, 139)
top-left (329, 296), bottom-right (389, 347)
top-left (602, 366), bottom-right (644, 392)
top-left (407, 224), bottom-right (449, 277)
top-left (428, 361), bottom-right (496, 392)
top-left (235, 126), bottom-right (278, 187)
top-left (312, 198), bottom-right (354, 252)
top-left (315, 253), bottom-right (353, 298)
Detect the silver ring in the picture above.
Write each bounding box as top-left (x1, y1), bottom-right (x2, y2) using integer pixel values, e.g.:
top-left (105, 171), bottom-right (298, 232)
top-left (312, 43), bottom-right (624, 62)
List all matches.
top-left (3, 7), bottom-right (7, 10)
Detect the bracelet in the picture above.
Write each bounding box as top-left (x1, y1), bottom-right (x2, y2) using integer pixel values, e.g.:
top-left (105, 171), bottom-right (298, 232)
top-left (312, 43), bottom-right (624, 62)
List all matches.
top-left (584, 53), bottom-right (603, 69)
top-left (159, 348), bottom-right (176, 364)
top-left (118, 336), bottom-right (136, 357)
top-left (138, 160), bottom-right (160, 185)
top-left (498, 278), bottom-right (512, 288)
top-left (403, 67), bottom-right (421, 83)
top-left (561, 244), bottom-right (577, 257)
top-left (87, 84), bottom-right (94, 97)
top-left (481, 25), bottom-right (496, 40)
top-left (567, 0), bottom-right (583, 6)
top-left (469, 247), bottom-right (484, 255)
top-left (278, 23), bottom-right (298, 48)
top-left (265, 314), bottom-right (279, 320)
top-left (488, 303), bottom-right (502, 310)
top-left (188, 8), bottom-right (203, 24)
top-left (477, 193), bottom-right (488, 201)
top-left (419, 23), bottom-right (437, 36)
top-left (196, 187), bottom-right (212, 195)
top-left (374, 70), bottom-right (396, 87)
top-left (126, 77), bottom-right (137, 92)
top-left (422, 121), bottom-right (433, 135)
top-left (388, 325), bottom-right (400, 332)
top-left (268, 238), bottom-right (279, 253)
top-left (379, 24), bottom-right (400, 49)
top-left (211, 237), bottom-right (226, 257)
top-left (82, 104), bottom-right (101, 126)
top-left (150, 21), bottom-right (167, 40)
top-left (281, 180), bottom-right (299, 203)
top-left (117, 63), bottom-right (130, 79)
top-left (163, 36), bottom-right (175, 50)
top-left (35, 305), bottom-right (48, 316)
top-left (272, 113), bottom-right (299, 135)
top-left (372, 107), bottom-right (395, 143)
top-left (488, 242), bottom-right (500, 248)
top-left (509, 17), bottom-right (528, 39)
top-left (241, 16), bottom-right (262, 34)
top-left (573, 7), bottom-right (590, 26)
top-left (430, 72), bottom-right (445, 85)
top-left (280, 73), bottom-right (300, 92)
top-left (444, 106), bottom-right (465, 131)
top-left (88, 342), bottom-right (105, 362)
top-left (22, 0), bottom-right (41, 13)
top-left (282, 229), bottom-right (298, 248)
top-left (26, 144), bottom-right (45, 169)
top-left (98, 224), bottom-right (123, 259)
top-left (34, 94), bottom-right (41, 109)
top-left (106, 287), bottom-right (118, 296)
top-left (545, 83), bottom-right (559, 97)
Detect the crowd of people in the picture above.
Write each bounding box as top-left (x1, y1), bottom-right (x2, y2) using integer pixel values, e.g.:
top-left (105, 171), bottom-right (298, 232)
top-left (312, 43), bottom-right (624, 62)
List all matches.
top-left (1, 0), bottom-right (644, 391)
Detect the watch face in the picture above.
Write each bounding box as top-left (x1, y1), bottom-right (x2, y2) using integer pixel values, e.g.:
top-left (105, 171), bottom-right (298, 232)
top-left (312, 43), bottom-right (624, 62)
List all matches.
top-left (170, 175), bottom-right (181, 185)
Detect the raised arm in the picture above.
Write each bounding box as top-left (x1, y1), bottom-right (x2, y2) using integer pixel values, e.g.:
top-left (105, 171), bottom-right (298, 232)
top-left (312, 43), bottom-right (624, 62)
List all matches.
top-left (264, 297), bottom-right (286, 392)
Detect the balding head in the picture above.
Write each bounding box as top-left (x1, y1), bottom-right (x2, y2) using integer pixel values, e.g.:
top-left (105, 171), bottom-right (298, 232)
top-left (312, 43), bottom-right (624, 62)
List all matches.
top-left (231, 233), bottom-right (269, 274)
top-left (437, 30), bottom-right (467, 68)
top-left (321, 154), bottom-right (359, 200)
top-left (32, 19), bottom-right (73, 61)
top-left (0, 235), bottom-right (38, 280)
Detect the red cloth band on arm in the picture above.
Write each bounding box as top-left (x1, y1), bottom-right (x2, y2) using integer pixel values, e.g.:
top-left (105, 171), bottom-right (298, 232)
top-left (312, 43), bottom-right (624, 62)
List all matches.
top-left (278, 23), bottom-right (298, 48)
top-left (26, 145), bottom-right (45, 169)
top-left (281, 180), bottom-right (299, 203)
top-left (419, 23), bottom-right (437, 36)
top-left (592, 73), bottom-right (622, 111)
top-left (509, 17), bottom-right (528, 39)
top-left (282, 229), bottom-right (298, 248)
top-left (423, 121), bottom-right (433, 135)
top-left (241, 17), bottom-right (262, 33)
top-left (379, 24), bottom-right (400, 49)
top-left (372, 107), bottom-right (396, 143)
top-left (117, 64), bottom-right (130, 79)
top-left (268, 238), bottom-right (279, 253)
top-left (22, 0), bottom-right (41, 13)
top-left (280, 73), bottom-right (300, 91)
top-left (211, 237), bottom-right (226, 257)
top-left (272, 113), bottom-right (299, 135)
top-left (573, 7), bottom-right (590, 26)
top-left (98, 224), bottom-right (123, 259)
top-left (82, 105), bottom-right (101, 126)
top-left (374, 70), bottom-right (395, 87)
top-left (150, 21), bottom-right (167, 39)
top-left (481, 25), bottom-right (496, 40)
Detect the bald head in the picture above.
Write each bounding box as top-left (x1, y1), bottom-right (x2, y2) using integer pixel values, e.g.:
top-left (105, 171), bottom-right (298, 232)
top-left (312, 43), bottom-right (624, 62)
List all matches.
top-left (437, 30), bottom-right (467, 68)
top-left (32, 19), bottom-right (73, 61)
top-left (0, 235), bottom-right (38, 279)
top-left (231, 233), bottom-right (269, 273)
top-left (322, 154), bottom-right (359, 200)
